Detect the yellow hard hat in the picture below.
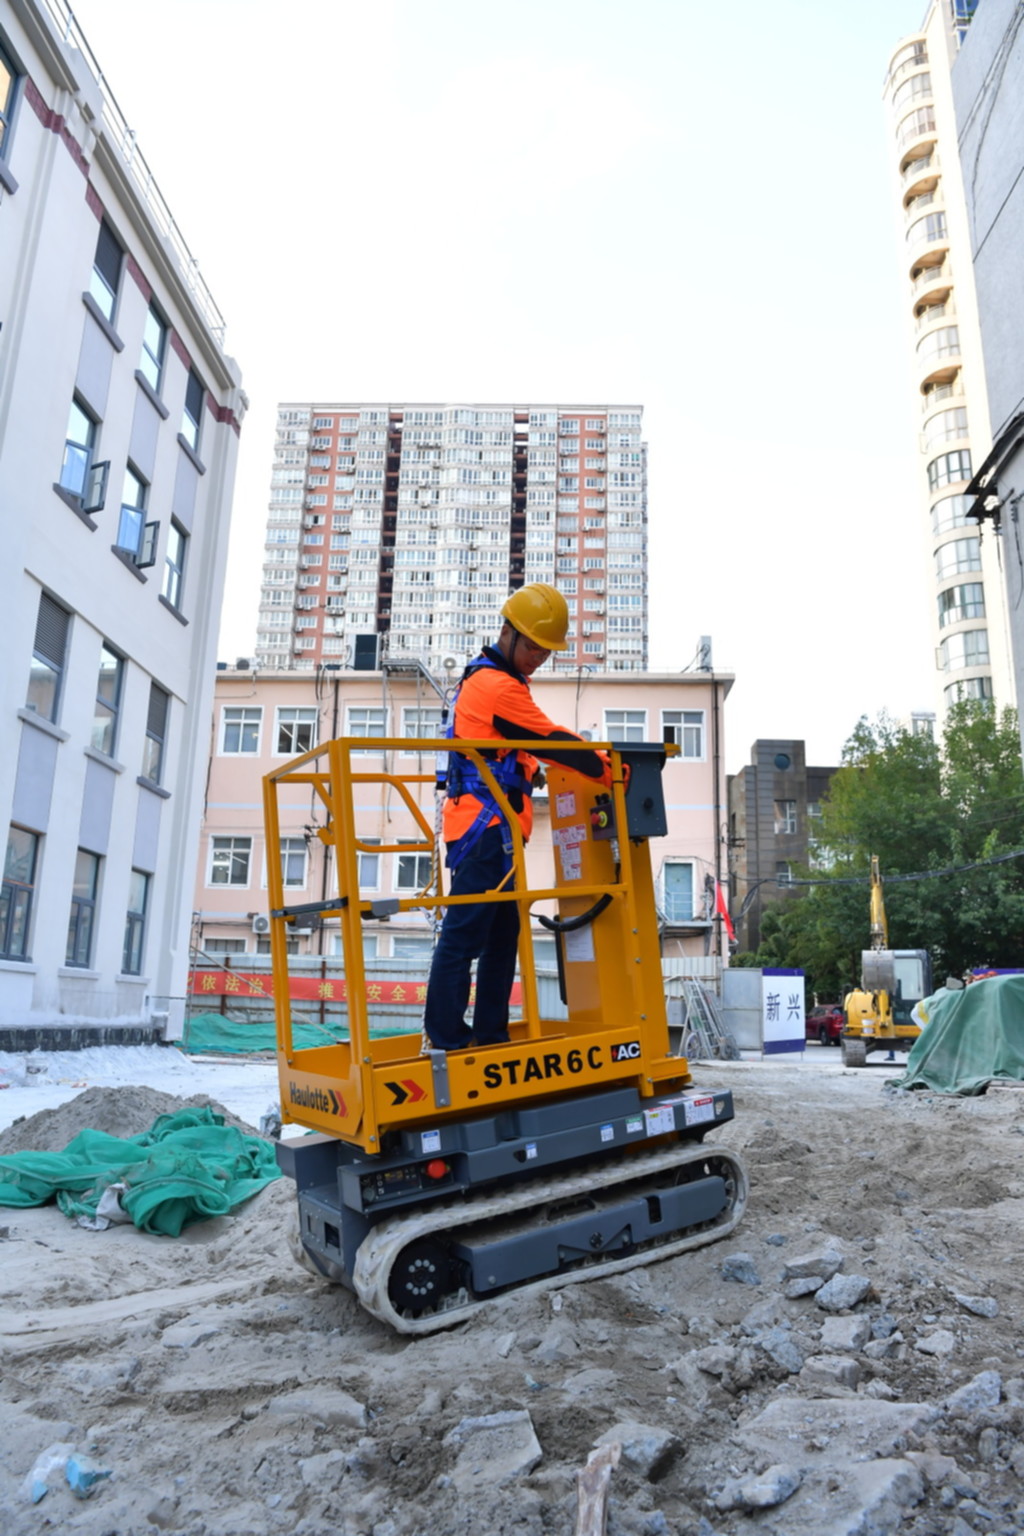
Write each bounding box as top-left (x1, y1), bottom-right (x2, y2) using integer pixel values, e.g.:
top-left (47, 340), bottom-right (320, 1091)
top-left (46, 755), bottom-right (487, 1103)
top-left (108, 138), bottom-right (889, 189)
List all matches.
top-left (501, 583), bottom-right (570, 651)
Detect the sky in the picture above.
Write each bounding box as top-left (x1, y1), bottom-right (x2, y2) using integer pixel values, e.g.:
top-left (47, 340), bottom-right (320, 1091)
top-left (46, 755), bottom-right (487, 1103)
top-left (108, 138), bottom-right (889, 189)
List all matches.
top-left (70, 0), bottom-right (937, 773)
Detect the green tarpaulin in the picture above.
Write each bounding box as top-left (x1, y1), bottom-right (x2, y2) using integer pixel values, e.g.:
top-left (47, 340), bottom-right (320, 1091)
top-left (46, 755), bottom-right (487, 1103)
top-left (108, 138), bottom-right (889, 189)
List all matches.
top-left (180, 1011), bottom-right (415, 1054)
top-left (0, 1106), bottom-right (281, 1235)
top-left (897, 973), bottom-right (1024, 1095)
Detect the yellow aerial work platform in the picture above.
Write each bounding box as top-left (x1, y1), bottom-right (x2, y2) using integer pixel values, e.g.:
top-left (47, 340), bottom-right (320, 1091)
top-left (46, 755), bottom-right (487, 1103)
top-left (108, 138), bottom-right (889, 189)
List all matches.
top-left (265, 736), bottom-right (746, 1332)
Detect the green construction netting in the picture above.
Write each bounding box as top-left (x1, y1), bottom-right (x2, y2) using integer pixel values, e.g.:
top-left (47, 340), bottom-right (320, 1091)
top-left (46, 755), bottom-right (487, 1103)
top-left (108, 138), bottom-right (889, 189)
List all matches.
top-left (0, 1106), bottom-right (281, 1235)
top-left (181, 1012), bottom-right (417, 1055)
top-left (897, 974), bottom-right (1024, 1095)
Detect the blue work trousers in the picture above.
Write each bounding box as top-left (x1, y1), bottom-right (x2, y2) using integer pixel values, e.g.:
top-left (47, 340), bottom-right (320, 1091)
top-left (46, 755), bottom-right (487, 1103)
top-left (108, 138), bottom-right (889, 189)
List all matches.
top-left (423, 825), bottom-right (520, 1050)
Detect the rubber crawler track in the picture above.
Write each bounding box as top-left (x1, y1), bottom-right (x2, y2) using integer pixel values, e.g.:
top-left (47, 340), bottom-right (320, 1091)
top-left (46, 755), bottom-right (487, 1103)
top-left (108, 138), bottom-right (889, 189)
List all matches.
top-left (351, 1140), bottom-right (749, 1335)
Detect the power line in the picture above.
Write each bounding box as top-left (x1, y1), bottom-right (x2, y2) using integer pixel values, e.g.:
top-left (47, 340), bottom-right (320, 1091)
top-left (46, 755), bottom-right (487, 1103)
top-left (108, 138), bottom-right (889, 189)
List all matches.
top-left (787, 848), bottom-right (1024, 889)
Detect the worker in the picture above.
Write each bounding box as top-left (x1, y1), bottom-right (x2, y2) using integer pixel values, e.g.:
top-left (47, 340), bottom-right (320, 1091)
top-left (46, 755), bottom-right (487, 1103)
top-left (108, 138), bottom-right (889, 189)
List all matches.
top-left (423, 583), bottom-right (613, 1052)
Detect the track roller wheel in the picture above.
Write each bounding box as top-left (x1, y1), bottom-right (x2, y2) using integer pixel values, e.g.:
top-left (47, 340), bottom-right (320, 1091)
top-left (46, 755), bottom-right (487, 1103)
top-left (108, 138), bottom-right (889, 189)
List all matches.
top-left (841, 1037), bottom-right (868, 1068)
top-left (386, 1237), bottom-right (455, 1317)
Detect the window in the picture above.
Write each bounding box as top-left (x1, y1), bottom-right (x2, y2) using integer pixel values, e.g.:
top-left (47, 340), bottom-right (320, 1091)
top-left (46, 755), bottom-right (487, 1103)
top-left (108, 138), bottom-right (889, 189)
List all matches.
top-left (123, 869), bottom-right (149, 975)
top-left (939, 628), bottom-right (989, 671)
top-left (203, 936), bottom-right (247, 955)
top-left (392, 934), bottom-right (434, 960)
top-left (935, 537), bottom-right (981, 579)
top-left (221, 706), bottom-right (262, 754)
top-left (346, 706), bottom-right (387, 749)
top-left (944, 675), bottom-right (993, 707)
top-left (116, 464), bottom-right (149, 559)
top-left (90, 218), bottom-right (123, 322)
top-left (139, 304), bottom-right (167, 392)
top-left (142, 683), bottom-right (169, 783)
top-left (181, 369), bottom-right (204, 452)
top-left (92, 643), bottom-right (124, 756)
top-left (928, 450), bottom-right (972, 491)
top-left (162, 520), bottom-right (187, 608)
top-left (402, 706), bottom-right (443, 744)
top-left (774, 799), bottom-right (797, 835)
top-left (938, 583), bottom-right (985, 628)
top-left (279, 836), bottom-right (307, 888)
top-left (396, 844), bottom-right (433, 891)
top-left (0, 38), bottom-right (17, 162)
top-left (209, 836), bottom-right (252, 886)
top-left (931, 494), bottom-right (971, 537)
top-left (604, 708), bottom-right (646, 742)
top-left (276, 707), bottom-right (318, 755)
top-left (27, 592), bottom-right (70, 722)
top-left (1, 827), bottom-right (38, 959)
top-left (662, 709), bottom-right (704, 758)
top-left (776, 861), bottom-right (793, 887)
top-left (357, 838), bottom-right (381, 889)
top-left (60, 398), bottom-right (99, 500)
top-left (66, 849), bottom-right (100, 967)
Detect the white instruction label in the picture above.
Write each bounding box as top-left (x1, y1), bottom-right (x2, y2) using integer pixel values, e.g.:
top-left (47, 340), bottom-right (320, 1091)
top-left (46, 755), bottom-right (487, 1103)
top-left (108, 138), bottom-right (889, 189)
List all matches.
top-left (555, 792), bottom-right (577, 819)
top-left (552, 824), bottom-right (587, 847)
top-left (559, 846), bottom-right (582, 882)
top-left (644, 1105), bottom-right (675, 1138)
top-left (600, 1123), bottom-right (614, 1143)
top-left (420, 1129), bottom-right (441, 1154)
top-left (683, 1096), bottom-right (715, 1126)
top-left (525, 1142), bottom-right (538, 1160)
top-left (564, 925), bottom-right (595, 963)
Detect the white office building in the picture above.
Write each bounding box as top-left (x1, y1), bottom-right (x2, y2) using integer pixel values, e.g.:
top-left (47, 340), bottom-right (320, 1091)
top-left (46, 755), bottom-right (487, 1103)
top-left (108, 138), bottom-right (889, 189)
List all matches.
top-left (0, 1), bottom-right (246, 1035)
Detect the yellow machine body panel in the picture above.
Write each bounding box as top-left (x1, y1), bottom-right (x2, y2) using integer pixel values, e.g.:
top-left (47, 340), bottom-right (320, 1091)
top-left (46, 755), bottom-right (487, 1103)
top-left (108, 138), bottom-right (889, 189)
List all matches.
top-left (263, 737), bottom-right (689, 1154)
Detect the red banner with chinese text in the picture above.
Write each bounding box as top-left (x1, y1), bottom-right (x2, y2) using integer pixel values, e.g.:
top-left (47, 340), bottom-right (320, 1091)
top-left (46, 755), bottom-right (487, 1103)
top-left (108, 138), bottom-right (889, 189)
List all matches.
top-left (191, 972), bottom-right (522, 1006)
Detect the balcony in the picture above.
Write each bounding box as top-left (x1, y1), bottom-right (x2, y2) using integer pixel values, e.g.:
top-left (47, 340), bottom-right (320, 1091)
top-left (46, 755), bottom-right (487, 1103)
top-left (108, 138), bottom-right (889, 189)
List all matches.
top-left (911, 260), bottom-right (952, 302)
top-left (915, 298), bottom-right (956, 332)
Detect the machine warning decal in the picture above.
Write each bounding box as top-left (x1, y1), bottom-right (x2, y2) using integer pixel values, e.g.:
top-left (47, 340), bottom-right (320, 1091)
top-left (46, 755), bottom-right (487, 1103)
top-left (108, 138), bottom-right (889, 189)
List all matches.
top-left (421, 1129), bottom-right (441, 1154)
top-left (683, 1095), bottom-right (716, 1126)
top-left (610, 1039), bottom-right (641, 1061)
top-left (564, 926), bottom-right (595, 963)
top-left (385, 1078), bottom-right (428, 1106)
top-left (525, 1142), bottom-right (538, 1159)
top-left (552, 824), bottom-right (587, 847)
top-left (600, 1123), bottom-right (615, 1143)
top-left (288, 1082), bottom-right (346, 1117)
top-left (554, 791), bottom-right (577, 818)
top-left (558, 845), bottom-right (582, 882)
top-left (625, 1115), bottom-right (644, 1135)
top-left (644, 1105), bottom-right (675, 1137)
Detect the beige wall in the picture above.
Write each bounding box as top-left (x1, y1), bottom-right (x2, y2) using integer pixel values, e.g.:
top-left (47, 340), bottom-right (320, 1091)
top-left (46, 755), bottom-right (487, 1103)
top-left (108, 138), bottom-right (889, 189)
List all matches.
top-left (196, 665), bottom-right (734, 966)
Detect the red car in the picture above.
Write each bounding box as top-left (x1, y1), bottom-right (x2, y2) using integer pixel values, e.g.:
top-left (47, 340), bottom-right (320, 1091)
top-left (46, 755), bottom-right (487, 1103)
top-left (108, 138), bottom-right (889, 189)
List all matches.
top-left (806, 1005), bottom-right (844, 1046)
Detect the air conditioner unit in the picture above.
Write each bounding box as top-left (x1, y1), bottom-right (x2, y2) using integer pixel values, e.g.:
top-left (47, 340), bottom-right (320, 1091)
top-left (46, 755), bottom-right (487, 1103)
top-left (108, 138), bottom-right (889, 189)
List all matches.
top-left (252, 914), bottom-right (270, 934)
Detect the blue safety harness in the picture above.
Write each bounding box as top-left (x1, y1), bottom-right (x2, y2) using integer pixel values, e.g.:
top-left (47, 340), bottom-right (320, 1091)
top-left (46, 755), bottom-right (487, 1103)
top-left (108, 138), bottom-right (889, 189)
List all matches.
top-left (443, 654), bottom-right (533, 873)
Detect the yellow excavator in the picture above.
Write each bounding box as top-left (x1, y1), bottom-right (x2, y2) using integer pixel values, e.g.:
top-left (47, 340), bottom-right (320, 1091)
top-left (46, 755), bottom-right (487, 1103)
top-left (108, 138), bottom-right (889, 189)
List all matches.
top-left (841, 855), bottom-right (930, 1068)
top-left (263, 734), bottom-right (747, 1334)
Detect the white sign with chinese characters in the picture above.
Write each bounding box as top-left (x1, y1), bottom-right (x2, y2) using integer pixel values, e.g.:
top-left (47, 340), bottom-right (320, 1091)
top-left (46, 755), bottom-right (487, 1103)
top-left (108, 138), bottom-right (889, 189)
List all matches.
top-left (761, 968), bottom-right (805, 1056)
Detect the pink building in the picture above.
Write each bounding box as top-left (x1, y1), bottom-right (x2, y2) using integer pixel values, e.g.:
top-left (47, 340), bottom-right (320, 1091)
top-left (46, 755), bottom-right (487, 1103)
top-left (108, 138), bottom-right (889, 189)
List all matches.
top-left (194, 661), bottom-right (733, 977)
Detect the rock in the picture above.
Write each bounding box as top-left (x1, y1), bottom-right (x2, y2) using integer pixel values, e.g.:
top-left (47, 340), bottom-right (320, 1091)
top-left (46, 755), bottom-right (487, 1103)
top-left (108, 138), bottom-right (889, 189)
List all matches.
top-left (298, 1450), bottom-right (345, 1485)
top-left (721, 1252), bottom-right (761, 1285)
top-left (442, 1409), bottom-right (542, 1493)
top-left (954, 1292), bottom-right (999, 1319)
top-left (267, 1388), bottom-right (367, 1428)
top-left (782, 1246), bottom-right (844, 1282)
top-left (596, 1422), bottom-right (681, 1480)
top-left (864, 1333), bottom-right (904, 1360)
top-left (691, 1344), bottom-right (737, 1378)
top-left (815, 1272), bottom-right (873, 1312)
top-left (714, 1462), bottom-right (802, 1511)
top-left (905, 1449), bottom-right (960, 1484)
top-left (820, 1315), bottom-right (870, 1352)
top-left (872, 1313), bottom-right (899, 1338)
top-left (977, 1426), bottom-right (1001, 1462)
top-left (764, 1233), bottom-right (787, 1246)
top-left (756, 1325), bottom-right (806, 1374)
top-left (915, 1329), bottom-right (955, 1357)
top-left (740, 1297), bottom-right (789, 1334)
top-left (798, 1353), bottom-right (862, 1392)
top-left (735, 1397), bottom-right (939, 1462)
top-left (945, 1370), bottom-right (1001, 1417)
top-left (864, 1379), bottom-right (897, 1399)
top-left (783, 1275), bottom-right (824, 1298)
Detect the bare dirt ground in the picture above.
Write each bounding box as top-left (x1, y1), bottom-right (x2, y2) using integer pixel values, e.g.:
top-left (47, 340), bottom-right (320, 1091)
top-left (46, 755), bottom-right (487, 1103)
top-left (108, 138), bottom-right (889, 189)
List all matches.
top-left (2, 1058), bottom-right (1023, 1536)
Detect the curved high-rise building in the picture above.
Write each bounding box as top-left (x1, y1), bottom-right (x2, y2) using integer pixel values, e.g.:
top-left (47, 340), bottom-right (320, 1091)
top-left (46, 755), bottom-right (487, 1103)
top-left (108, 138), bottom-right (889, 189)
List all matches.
top-left (884, 2), bottom-right (1014, 715)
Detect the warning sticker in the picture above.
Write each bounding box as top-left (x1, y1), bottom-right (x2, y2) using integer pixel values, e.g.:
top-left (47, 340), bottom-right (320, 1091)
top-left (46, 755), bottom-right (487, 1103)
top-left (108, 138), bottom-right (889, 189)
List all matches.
top-left (625, 1115), bottom-right (644, 1135)
top-left (564, 925), bottom-right (595, 963)
top-left (559, 846), bottom-right (582, 882)
top-left (600, 1123), bottom-right (614, 1143)
top-left (683, 1096), bottom-right (716, 1127)
top-left (644, 1105), bottom-right (675, 1138)
top-left (552, 824), bottom-right (587, 847)
top-left (555, 792), bottom-right (577, 819)
top-left (420, 1129), bottom-right (441, 1154)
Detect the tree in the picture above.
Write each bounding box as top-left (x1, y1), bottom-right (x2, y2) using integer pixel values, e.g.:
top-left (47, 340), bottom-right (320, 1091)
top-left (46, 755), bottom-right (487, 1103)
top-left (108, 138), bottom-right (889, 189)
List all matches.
top-left (742, 704), bottom-right (1024, 994)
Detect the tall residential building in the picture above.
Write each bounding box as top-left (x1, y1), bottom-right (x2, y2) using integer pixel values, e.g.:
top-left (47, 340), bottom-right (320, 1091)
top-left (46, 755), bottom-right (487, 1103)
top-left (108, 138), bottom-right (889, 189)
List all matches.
top-left (255, 403), bottom-right (647, 675)
top-left (883, 1), bottom-right (1014, 717)
top-left (951, 0), bottom-right (1024, 761)
top-left (0, 2), bottom-right (245, 1035)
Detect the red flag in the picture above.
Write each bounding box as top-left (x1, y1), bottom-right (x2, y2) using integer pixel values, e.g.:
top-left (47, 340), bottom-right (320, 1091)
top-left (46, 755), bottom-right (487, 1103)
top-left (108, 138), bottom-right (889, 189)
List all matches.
top-left (715, 882), bottom-right (736, 944)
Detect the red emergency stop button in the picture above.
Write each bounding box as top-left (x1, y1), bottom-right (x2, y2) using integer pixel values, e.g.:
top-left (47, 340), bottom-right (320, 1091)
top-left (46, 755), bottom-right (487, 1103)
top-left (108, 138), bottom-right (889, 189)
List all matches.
top-left (424, 1159), bottom-right (449, 1180)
